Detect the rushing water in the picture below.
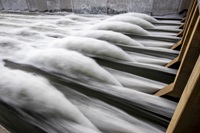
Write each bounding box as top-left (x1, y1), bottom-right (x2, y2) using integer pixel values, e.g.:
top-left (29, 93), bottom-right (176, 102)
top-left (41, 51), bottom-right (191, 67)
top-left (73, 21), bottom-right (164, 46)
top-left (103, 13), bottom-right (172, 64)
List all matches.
top-left (0, 12), bottom-right (182, 133)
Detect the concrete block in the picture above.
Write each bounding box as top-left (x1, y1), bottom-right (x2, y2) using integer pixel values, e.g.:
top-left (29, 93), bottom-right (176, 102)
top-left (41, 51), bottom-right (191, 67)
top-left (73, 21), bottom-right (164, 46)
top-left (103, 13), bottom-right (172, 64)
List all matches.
top-left (0, 125), bottom-right (10, 133)
top-left (60, 0), bottom-right (72, 11)
top-left (35, 0), bottom-right (48, 11)
top-left (1, 0), bottom-right (11, 10)
top-left (72, 0), bottom-right (107, 14)
top-left (8, 0), bottom-right (19, 10)
top-left (26, 0), bottom-right (38, 11)
top-left (17, 0), bottom-right (28, 11)
top-left (107, 0), bottom-right (129, 14)
top-left (46, 0), bottom-right (60, 11)
top-left (178, 0), bottom-right (190, 12)
top-left (127, 0), bottom-right (153, 14)
top-left (0, 0), bottom-right (4, 10)
top-left (152, 0), bottom-right (181, 16)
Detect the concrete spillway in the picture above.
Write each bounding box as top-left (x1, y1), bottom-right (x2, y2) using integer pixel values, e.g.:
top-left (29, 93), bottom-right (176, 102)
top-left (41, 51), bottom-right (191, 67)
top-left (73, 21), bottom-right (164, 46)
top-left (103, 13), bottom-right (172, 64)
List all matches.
top-left (0, 0), bottom-right (187, 15)
top-left (0, 11), bottom-right (182, 133)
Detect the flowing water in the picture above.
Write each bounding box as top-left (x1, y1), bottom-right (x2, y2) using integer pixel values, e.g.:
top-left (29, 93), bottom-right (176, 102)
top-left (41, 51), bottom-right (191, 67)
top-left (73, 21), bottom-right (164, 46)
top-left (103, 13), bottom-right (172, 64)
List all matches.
top-left (0, 12), bottom-right (182, 133)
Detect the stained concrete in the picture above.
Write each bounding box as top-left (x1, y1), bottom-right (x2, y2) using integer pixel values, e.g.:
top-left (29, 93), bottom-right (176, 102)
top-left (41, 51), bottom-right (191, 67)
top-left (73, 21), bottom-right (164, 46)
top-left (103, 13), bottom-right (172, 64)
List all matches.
top-left (0, 0), bottom-right (188, 16)
top-left (152, 0), bottom-right (181, 15)
top-left (0, 0), bottom-right (3, 10)
top-left (35, 0), bottom-right (48, 11)
top-left (8, 0), bottom-right (19, 10)
top-left (17, 0), bottom-right (28, 11)
top-left (0, 125), bottom-right (10, 133)
top-left (107, 0), bottom-right (128, 14)
top-left (46, 0), bottom-right (60, 11)
top-left (128, 0), bottom-right (153, 14)
top-left (72, 0), bottom-right (107, 14)
top-left (26, 0), bottom-right (38, 11)
top-left (60, 0), bottom-right (72, 11)
top-left (178, 0), bottom-right (190, 12)
top-left (1, 0), bottom-right (11, 10)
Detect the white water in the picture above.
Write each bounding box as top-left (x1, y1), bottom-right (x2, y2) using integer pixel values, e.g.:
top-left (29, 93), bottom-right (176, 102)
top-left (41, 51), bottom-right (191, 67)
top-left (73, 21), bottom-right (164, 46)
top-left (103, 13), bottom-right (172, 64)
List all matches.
top-left (50, 36), bottom-right (135, 61)
top-left (73, 30), bottom-right (143, 46)
top-left (23, 48), bottom-right (122, 86)
top-left (0, 67), bottom-right (99, 132)
top-left (119, 12), bottom-right (159, 23)
top-left (104, 16), bottom-right (155, 28)
top-left (0, 12), bottom-right (181, 133)
top-left (89, 21), bottom-right (151, 35)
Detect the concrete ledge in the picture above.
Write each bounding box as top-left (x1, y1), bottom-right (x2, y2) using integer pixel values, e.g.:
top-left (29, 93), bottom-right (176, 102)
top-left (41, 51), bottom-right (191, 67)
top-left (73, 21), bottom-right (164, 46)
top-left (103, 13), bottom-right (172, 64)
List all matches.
top-left (0, 125), bottom-right (10, 133)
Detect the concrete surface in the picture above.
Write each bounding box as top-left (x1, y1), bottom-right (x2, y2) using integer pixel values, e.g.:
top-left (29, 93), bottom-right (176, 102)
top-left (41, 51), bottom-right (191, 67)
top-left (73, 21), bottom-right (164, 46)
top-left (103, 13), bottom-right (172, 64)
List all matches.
top-left (72, 0), bottom-right (107, 14)
top-left (60, 0), bottom-right (72, 11)
top-left (152, 0), bottom-right (181, 15)
top-left (46, 0), bottom-right (60, 11)
top-left (0, 0), bottom-right (190, 16)
top-left (1, 0), bottom-right (11, 10)
top-left (26, 0), bottom-right (38, 11)
top-left (36, 0), bottom-right (48, 11)
top-left (0, 0), bottom-right (3, 10)
top-left (0, 125), bottom-right (10, 133)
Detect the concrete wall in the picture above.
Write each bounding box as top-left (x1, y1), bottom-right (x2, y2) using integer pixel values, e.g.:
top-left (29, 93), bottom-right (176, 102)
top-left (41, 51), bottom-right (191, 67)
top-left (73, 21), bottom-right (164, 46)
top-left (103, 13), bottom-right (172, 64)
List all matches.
top-left (0, 0), bottom-right (188, 15)
top-left (152, 0), bottom-right (181, 15)
top-left (72, 0), bottom-right (107, 14)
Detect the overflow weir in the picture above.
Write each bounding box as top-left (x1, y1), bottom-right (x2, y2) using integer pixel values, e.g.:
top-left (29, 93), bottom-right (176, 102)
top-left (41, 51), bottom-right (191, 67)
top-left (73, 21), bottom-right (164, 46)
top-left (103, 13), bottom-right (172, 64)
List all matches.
top-left (0, 0), bottom-right (199, 133)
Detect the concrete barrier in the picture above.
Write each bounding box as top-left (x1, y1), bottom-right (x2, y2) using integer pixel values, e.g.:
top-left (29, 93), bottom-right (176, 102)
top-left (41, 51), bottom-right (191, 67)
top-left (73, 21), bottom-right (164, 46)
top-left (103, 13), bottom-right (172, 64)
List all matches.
top-left (46, 0), bottom-right (60, 11)
top-left (128, 0), bottom-right (153, 14)
top-left (0, 0), bottom-right (3, 10)
top-left (0, 0), bottom-right (187, 16)
top-left (152, 0), bottom-right (181, 15)
top-left (1, 0), bottom-right (11, 10)
top-left (26, 0), bottom-right (38, 11)
top-left (60, 0), bottom-right (72, 11)
top-left (72, 0), bottom-right (107, 14)
top-left (36, 0), bottom-right (47, 11)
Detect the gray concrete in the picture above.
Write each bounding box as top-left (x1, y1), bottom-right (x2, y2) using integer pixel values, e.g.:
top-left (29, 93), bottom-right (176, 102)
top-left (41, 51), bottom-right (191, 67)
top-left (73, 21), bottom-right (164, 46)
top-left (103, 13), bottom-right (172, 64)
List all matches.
top-left (128, 0), bottom-right (153, 14)
top-left (1, 0), bottom-right (11, 10)
top-left (198, 0), bottom-right (200, 13)
top-left (152, 0), bottom-right (181, 15)
top-left (178, 0), bottom-right (190, 12)
top-left (0, 125), bottom-right (10, 133)
top-left (60, 0), bottom-right (72, 11)
top-left (17, 0), bottom-right (28, 11)
top-left (107, 0), bottom-right (128, 14)
top-left (72, 0), bottom-right (107, 14)
top-left (0, 0), bottom-right (3, 10)
top-left (26, 0), bottom-right (38, 11)
top-left (0, 0), bottom-right (188, 15)
top-left (36, 0), bottom-right (48, 11)
top-left (46, 0), bottom-right (60, 11)
top-left (8, 0), bottom-right (19, 10)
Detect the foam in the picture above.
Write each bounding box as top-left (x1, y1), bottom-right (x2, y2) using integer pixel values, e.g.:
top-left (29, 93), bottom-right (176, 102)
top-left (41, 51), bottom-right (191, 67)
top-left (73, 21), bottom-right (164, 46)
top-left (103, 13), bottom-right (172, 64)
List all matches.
top-left (0, 37), bottom-right (34, 59)
top-left (0, 67), bottom-right (98, 130)
top-left (23, 48), bottom-right (122, 86)
top-left (104, 15), bottom-right (155, 28)
top-left (50, 36), bottom-right (135, 61)
top-left (73, 30), bottom-right (143, 46)
top-left (55, 18), bottom-right (77, 25)
top-left (89, 21), bottom-right (151, 36)
top-left (11, 27), bottom-right (41, 36)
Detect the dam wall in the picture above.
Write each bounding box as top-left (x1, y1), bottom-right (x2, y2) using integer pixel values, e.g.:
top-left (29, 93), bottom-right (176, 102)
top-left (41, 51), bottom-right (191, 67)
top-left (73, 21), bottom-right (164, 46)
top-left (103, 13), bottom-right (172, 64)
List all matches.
top-left (0, 0), bottom-right (188, 15)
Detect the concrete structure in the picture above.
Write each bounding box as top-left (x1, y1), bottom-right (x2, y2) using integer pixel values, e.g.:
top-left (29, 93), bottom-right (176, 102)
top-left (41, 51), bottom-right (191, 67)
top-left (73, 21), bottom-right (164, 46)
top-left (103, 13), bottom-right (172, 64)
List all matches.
top-left (0, 0), bottom-right (190, 15)
top-left (0, 125), bottom-right (10, 133)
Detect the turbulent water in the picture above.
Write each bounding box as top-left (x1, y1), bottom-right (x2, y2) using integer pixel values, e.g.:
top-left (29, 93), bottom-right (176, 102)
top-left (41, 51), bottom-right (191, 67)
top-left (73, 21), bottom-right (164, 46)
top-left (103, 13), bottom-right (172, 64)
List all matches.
top-left (0, 12), bottom-right (182, 133)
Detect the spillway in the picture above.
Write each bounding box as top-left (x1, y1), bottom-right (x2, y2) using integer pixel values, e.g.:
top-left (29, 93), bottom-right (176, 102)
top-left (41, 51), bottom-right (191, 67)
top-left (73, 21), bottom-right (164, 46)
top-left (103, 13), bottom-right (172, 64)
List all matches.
top-left (0, 11), bottom-right (182, 133)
